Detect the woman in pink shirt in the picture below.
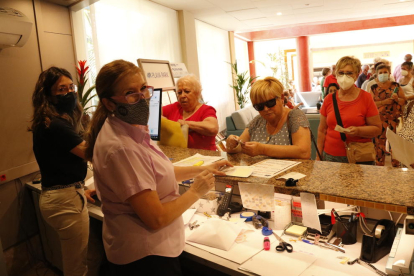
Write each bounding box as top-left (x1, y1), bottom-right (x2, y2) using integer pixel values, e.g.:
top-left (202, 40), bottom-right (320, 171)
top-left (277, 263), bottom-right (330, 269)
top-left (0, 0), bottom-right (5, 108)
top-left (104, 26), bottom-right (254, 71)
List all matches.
top-left (163, 75), bottom-right (218, 151)
top-left (84, 60), bottom-right (231, 275)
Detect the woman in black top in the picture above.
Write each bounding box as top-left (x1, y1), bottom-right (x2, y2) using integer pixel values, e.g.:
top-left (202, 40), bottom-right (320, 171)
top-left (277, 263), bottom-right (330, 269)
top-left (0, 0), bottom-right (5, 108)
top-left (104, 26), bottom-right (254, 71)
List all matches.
top-left (30, 67), bottom-right (94, 276)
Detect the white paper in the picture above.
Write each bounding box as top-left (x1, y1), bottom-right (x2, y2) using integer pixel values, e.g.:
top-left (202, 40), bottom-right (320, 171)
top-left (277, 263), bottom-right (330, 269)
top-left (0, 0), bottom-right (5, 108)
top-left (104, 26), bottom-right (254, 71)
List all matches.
top-left (173, 153), bottom-right (224, 167)
top-left (182, 209), bottom-right (197, 225)
top-left (85, 177), bottom-right (95, 190)
top-left (274, 201), bottom-right (292, 230)
top-left (250, 159), bottom-right (301, 178)
top-left (278, 172), bottom-right (306, 180)
top-left (335, 125), bottom-right (351, 133)
top-left (300, 192), bottom-right (321, 233)
top-left (239, 246), bottom-right (317, 276)
top-left (186, 218), bottom-right (277, 264)
top-left (187, 219), bottom-right (242, 251)
top-left (386, 128), bottom-right (414, 168)
top-left (238, 182), bottom-right (275, 211)
top-left (220, 166), bottom-right (253, 177)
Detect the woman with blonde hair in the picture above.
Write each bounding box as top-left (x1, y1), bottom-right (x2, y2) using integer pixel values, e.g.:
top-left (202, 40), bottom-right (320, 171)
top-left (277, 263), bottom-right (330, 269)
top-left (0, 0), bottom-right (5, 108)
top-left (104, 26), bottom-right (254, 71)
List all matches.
top-left (226, 76), bottom-right (311, 159)
top-left (84, 60), bottom-right (231, 275)
top-left (317, 56), bottom-right (382, 164)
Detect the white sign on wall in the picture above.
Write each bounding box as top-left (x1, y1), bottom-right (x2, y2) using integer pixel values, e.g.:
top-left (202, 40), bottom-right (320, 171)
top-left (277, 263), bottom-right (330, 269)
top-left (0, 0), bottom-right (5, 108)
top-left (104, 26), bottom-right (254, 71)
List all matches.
top-left (170, 63), bottom-right (189, 78)
top-left (137, 59), bottom-right (175, 90)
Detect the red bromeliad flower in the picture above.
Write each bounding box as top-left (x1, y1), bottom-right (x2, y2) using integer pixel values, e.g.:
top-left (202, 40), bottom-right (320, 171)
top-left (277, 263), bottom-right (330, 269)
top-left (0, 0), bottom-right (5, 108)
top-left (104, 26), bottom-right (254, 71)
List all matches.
top-left (76, 60), bottom-right (89, 86)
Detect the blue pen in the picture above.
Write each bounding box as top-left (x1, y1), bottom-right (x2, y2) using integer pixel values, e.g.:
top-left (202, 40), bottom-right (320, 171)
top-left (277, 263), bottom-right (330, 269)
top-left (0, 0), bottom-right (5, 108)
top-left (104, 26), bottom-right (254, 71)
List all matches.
top-left (302, 239), bottom-right (313, 245)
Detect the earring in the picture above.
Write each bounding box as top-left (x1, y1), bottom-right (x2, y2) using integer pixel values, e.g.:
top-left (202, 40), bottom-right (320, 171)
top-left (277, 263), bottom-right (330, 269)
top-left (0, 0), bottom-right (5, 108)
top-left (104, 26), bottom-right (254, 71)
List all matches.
top-left (111, 111), bottom-right (115, 117)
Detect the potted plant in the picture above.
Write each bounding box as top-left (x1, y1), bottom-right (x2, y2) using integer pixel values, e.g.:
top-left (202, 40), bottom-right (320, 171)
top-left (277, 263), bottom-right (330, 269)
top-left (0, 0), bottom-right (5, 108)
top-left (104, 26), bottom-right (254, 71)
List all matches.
top-left (76, 60), bottom-right (97, 129)
top-left (229, 61), bottom-right (258, 109)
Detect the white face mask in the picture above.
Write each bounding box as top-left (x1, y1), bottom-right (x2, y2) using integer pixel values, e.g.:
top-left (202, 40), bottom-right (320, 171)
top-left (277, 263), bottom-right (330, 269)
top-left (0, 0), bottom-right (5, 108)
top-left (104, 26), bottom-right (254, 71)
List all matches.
top-left (401, 70), bottom-right (408, 77)
top-left (378, 73), bottom-right (389, 83)
top-left (337, 75), bottom-right (354, 90)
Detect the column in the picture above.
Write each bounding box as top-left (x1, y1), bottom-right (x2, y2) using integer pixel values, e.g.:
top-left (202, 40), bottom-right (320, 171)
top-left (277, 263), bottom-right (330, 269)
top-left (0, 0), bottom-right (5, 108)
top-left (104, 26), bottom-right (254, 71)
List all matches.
top-left (247, 41), bottom-right (256, 79)
top-left (296, 36), bottom-right (312, 92)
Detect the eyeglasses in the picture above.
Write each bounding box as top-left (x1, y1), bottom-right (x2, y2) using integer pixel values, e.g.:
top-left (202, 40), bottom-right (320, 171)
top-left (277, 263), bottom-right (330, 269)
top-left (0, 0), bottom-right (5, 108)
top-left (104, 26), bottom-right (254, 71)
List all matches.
top-left (337, 71), bottom-right (354, 77)
top-left (56, 84), bottom-right (77, 94)
top-left (253, 97), bottom-right (278, 111)
top-left (111, 86), bottom-right (154, 104)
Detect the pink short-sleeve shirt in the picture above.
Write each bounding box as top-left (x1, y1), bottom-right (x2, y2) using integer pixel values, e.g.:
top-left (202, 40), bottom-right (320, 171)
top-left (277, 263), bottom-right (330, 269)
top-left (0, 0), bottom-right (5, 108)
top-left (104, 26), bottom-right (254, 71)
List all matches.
top-left (93, 116), bottom-right (184, 265)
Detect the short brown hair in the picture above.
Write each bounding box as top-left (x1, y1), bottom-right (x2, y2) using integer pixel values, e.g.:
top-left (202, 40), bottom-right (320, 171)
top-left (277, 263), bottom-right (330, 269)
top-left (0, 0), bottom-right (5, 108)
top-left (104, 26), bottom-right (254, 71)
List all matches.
top-left (250, 77), bottom-right (284, 105)
top-left (322, 68), bottom-right (330, 77)
top-left (376, 64), bottom-right (391, 73)
top-left (335, 56), bottom-right (362, 76)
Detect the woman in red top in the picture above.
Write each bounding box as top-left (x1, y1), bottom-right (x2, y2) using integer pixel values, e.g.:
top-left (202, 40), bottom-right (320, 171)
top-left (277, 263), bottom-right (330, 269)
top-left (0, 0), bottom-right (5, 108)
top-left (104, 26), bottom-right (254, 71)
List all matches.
top-left (163, 75), bottom-right (218, 151)
top-left (317, 56), bottom-right (382, 164)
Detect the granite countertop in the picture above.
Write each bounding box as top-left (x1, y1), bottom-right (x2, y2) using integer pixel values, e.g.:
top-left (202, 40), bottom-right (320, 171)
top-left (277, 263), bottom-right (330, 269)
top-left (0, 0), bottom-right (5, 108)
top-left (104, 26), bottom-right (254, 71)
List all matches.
top-left (159, 145), bottom-right (414, 214)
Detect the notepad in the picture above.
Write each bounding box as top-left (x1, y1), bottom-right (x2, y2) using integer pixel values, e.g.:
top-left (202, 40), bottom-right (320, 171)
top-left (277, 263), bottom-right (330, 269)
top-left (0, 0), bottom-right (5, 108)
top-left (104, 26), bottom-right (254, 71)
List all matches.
top-left (221, 166), bottom-right (253, 177)
top-left (286, 225), bottom-right (307, 237)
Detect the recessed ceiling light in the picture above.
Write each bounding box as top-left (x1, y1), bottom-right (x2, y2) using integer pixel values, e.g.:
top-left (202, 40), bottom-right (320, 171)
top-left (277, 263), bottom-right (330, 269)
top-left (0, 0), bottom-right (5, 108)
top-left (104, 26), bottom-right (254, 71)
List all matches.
top-left (277, 12), bottom-right (282, 15)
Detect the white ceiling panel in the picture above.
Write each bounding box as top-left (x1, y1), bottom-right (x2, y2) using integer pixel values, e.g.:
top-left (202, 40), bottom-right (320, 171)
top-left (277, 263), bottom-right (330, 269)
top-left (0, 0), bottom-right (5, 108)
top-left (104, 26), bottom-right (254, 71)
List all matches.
top-left (207, 0), bottom-right (257, 12)
top-left (150, 0), bottom-right (414, 33)
top-left (243, 17), bottom-right (273, 27)
top-left (227, 8), bottom-right (263, 20)
top-left (149, 0), bottom-right (214, 10)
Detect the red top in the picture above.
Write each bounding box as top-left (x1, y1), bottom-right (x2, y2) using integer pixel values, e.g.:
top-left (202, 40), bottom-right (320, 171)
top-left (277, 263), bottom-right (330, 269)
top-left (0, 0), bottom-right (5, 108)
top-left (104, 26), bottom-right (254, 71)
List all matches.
top-left (163, 102), bottom-right (217, 151)
top-left (323, 74), bottom-right (338, 88)
top-left (320, 90), bottom-right (379, 156)
top-left (286, 101), bottom-right (294, 109)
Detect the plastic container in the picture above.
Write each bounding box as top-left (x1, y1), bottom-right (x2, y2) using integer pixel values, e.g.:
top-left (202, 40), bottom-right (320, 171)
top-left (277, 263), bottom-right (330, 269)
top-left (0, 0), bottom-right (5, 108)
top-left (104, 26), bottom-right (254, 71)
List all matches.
top-left (335, 215), bottom-right (358, 245)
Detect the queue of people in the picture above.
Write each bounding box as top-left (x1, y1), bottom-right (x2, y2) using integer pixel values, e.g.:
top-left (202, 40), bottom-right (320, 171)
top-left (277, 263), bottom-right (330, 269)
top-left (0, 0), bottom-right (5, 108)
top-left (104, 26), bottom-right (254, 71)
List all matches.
top-left (29, 54), bottom-right (413, 275)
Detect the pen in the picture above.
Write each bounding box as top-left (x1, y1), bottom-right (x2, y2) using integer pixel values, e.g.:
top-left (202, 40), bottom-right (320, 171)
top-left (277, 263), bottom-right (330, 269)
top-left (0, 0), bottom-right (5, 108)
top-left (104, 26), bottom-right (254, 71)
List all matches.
top-left (332, 208), bottom-right (349, 231)
top-left (233, 136), bottom-right (245, 146)
top-left (302, 239), bottom-right (313, 245)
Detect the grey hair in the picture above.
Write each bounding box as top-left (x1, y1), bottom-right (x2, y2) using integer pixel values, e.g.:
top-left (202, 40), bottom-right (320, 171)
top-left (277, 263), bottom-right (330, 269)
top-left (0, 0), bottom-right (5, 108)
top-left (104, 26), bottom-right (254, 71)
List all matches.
top-left (362, 64), bottom-right (369, 70)
top-left (176, 74), bottom-right (202, 95)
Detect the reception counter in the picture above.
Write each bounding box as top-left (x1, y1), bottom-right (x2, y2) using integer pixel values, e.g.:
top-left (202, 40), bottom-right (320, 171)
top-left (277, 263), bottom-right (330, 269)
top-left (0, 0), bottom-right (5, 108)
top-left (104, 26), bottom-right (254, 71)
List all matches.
top-left (159, 145), bottom-right (414, 215)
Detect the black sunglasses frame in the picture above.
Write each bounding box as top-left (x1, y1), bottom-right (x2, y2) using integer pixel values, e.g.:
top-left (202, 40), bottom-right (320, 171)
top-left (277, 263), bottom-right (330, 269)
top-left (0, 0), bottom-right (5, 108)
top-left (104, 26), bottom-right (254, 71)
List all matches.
top-left (253, 97), bottom-right (278, 111)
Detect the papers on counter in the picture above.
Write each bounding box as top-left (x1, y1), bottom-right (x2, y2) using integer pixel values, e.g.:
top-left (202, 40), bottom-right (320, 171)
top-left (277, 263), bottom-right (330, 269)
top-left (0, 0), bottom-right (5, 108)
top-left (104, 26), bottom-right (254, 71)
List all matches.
top-left (251, 159), bottom-right (301, 178)
top-left (173, 153), bottom-right (224, 167)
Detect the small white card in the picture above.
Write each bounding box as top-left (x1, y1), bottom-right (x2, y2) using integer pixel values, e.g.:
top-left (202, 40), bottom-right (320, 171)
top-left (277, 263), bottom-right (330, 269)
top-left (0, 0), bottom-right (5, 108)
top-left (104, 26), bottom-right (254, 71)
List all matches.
top-left (221, 166), bottom-right (253, 177)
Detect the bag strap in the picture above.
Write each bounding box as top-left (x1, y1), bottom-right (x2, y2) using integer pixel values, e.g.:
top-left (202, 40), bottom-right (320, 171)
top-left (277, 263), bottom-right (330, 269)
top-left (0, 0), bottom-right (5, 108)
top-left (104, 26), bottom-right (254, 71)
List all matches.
top-left (332, 92), bottom-right (347, 143)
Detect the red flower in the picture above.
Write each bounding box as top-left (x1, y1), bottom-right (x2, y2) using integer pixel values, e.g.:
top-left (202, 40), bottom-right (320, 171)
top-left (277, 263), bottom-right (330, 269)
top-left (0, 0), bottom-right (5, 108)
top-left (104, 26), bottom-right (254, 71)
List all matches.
top-left (76, 60), bottom-right (89, 85)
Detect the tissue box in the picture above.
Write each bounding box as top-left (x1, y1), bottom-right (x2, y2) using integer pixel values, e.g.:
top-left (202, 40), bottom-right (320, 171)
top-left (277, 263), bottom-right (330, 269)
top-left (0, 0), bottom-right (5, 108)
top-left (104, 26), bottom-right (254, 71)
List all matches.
top-left (190, 192), bottom-right (219, 215)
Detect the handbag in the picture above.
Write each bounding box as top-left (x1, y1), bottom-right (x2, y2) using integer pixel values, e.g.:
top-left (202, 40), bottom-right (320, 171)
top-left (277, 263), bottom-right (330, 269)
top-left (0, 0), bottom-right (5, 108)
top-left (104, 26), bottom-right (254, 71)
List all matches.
top-left (332, 92), bottom-right (375, 163)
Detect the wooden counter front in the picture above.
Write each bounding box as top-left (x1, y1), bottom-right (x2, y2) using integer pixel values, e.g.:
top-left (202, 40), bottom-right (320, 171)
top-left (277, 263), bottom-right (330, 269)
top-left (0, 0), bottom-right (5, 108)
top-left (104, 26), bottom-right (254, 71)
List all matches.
top-left (159, 145), bottom-right (414, 215)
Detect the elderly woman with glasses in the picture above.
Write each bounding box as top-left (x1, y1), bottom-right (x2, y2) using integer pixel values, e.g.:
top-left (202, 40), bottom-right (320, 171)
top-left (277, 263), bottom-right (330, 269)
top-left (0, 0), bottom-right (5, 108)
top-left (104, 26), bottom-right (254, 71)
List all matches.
top-left (163, 74), bottom-right (218, 150)
top-left (226, 77), bottom-right (311, 159)
top-left (317, 56), bottom-right (382, 164)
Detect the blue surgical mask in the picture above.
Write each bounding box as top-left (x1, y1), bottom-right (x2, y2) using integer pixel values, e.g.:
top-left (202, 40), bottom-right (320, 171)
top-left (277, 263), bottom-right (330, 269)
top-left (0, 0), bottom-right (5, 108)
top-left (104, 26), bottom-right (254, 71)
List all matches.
top-left (113, 98), bottom-right (150, 125)
top-left (378, 74), bottom-right (389, 83)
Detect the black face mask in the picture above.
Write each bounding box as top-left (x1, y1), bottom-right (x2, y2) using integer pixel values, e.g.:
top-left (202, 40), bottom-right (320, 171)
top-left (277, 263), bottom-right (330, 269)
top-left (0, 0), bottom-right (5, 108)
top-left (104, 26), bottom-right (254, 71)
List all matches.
top-left (53, 92), bottom-right (77, 114)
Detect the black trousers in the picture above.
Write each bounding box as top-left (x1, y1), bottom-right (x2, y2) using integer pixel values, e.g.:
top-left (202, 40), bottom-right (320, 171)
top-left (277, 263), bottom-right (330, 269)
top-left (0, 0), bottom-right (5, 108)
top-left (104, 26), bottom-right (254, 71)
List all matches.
top-left (109, 255), bottom-right (182, 276)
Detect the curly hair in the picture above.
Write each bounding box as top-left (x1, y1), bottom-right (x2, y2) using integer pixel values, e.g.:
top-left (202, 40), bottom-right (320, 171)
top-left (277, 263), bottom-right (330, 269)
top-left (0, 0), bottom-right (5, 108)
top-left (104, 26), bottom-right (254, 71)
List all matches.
top-left (29, 67), bottom-right (83, 132)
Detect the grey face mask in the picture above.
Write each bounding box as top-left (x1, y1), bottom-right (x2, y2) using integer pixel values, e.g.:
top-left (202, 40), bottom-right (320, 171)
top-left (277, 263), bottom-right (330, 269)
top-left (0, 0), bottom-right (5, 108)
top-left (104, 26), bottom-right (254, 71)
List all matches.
top-left (113, 98), bottom-right (150, 125)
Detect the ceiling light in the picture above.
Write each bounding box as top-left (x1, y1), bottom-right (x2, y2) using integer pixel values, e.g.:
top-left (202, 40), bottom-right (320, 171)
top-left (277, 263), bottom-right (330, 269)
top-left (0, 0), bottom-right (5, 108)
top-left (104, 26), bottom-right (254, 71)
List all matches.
top-left (277, 12), bottom-right (282, 15)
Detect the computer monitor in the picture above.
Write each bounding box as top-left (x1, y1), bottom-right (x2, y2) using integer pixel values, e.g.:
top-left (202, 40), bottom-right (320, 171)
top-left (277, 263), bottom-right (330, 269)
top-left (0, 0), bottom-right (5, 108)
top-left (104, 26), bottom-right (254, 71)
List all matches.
top-left (148, 88), bottom-right (162, 141)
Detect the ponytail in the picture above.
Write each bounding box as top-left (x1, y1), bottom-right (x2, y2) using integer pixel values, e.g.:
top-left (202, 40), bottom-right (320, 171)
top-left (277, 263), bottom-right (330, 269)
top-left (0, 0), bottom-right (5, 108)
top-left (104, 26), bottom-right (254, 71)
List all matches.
top-left (84, 103), bottom-right (108, 161)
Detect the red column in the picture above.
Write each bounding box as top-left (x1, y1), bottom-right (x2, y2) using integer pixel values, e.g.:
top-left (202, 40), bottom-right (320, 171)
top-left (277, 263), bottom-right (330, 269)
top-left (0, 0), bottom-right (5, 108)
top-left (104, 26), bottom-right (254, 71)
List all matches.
top-left (247, 41), bottom-right (256, 78)
top-left (296, 36), bottom-right (312, 92)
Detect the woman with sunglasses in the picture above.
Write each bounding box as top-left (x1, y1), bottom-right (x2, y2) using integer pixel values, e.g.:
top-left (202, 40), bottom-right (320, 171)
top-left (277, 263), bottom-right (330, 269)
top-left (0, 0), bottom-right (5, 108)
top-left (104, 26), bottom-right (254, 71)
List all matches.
top-left (317, 56), bottom-right (382, 164)
top-left (84, 60), bottom-right (231, 275)
top-left (226, 77), bottom-right (311, 159)
top-left (30, 67), bottom-right (96, 275)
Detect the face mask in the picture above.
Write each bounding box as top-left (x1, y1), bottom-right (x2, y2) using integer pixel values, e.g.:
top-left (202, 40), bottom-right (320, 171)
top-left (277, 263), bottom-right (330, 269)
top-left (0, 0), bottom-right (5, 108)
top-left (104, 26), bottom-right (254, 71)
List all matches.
top-left (113, 98), bottom-right (150, 125)
top-left (378, 73), bottom-right (389, 83)
top-left (401, 70), bottom-right (408, 77)
top-left (337, 75), bottom-right (354, 90)
top-left (53, 92), bottom-right (77, 114)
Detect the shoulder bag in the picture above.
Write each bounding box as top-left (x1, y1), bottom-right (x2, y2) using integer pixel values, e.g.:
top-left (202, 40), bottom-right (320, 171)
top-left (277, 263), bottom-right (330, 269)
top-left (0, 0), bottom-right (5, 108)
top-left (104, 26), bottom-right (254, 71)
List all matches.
top-left (332, 92), bottom-right (375, 163)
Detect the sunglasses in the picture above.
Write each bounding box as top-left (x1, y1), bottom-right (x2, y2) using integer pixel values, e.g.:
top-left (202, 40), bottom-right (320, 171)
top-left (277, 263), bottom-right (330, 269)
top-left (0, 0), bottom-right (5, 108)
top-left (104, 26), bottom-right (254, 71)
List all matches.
top-left (253, 97), bottom-right (278, 111)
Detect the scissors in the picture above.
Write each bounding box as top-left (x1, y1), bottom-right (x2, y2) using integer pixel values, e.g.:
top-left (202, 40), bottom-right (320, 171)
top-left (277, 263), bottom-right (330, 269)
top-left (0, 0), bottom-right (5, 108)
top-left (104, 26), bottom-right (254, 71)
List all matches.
top-left (273, 232), bottom-right (293, 253)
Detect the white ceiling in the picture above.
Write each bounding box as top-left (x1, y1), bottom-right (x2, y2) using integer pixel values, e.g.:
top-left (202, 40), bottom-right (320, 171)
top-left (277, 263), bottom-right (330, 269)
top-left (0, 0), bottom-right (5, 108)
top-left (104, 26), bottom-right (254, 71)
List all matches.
top-left (150, 0), bottom-right (414, 34)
